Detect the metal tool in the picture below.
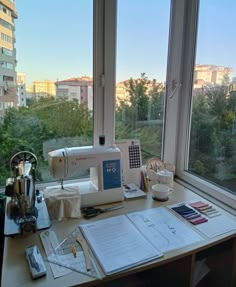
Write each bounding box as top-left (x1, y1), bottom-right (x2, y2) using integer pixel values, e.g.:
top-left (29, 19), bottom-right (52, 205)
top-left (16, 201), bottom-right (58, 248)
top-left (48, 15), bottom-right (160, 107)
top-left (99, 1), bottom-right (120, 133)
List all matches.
top-left (81, 205), bottom-right (123, 219)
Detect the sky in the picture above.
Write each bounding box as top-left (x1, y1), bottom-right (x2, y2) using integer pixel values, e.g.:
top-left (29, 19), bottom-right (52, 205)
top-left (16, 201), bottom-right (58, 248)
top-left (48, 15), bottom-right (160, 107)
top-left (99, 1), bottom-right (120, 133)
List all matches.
top-left (196, 0), bottom-right (236, 72)
top-left (15, 0), bottom-right (236, 86)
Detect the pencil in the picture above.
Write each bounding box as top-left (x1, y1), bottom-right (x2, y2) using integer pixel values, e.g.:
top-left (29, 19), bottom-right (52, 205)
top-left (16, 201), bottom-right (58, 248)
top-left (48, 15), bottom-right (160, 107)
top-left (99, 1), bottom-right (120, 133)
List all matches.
top-left (71, 245), bottom-right (77, 258)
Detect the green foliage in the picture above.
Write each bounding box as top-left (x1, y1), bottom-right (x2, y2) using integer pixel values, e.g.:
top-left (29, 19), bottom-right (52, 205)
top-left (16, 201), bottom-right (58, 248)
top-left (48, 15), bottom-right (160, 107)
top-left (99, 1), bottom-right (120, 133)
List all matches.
top-left (116, 73), bottom-right (236, 192)
top-left (124, 73), bottom-right (149, 122)
top-left (189, 85), bottom-right (236, 191)
top-left (116, 73), bottom-right (164, 161)
top-left (1, 73), bottom-right (236, 193)
top-left (32, 97), bottom-right (92, 138)
top-left (0, 97), bottom-right (92, 185)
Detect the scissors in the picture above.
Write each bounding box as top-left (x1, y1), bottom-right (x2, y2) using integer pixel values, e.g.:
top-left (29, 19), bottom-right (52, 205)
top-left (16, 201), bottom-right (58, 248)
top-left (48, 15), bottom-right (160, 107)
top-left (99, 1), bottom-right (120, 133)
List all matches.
top-left (81, 205), bottom-right (123, 219)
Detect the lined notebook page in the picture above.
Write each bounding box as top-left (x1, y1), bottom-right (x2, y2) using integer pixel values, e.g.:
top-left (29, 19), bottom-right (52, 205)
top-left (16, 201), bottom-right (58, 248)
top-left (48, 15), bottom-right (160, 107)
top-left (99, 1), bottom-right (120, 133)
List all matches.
top-left (80, 214), bottom-right (162, 275)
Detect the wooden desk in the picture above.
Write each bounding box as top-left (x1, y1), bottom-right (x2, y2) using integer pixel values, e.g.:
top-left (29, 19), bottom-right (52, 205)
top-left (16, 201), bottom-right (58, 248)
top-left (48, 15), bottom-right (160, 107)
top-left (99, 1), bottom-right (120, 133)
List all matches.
top-left (2, 182), bottom-right (236, 287)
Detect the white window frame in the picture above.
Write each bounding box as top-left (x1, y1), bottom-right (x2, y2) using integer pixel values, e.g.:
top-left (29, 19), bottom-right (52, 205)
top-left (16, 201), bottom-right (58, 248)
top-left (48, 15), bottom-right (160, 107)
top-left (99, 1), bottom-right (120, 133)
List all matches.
top-left (163, 0), bottom-right (186, 164)
top-left (0, 0), bottom-right (115, 190)
top-left (93, 0), bottom-right (116, 147)
top-left (166, 0), bottom-right (236, 211)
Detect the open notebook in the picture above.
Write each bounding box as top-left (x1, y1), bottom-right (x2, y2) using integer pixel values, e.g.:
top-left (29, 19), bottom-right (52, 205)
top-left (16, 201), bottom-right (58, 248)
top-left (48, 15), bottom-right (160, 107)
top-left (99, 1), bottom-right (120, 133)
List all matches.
top-left (79, 207), bottom-right (204, 275)
top-left (80, 214), bottom-right (162, 275)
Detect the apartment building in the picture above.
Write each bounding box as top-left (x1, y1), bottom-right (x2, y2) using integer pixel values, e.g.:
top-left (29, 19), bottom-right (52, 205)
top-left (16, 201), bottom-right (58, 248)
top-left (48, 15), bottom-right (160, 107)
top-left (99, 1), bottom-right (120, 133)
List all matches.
top-left (116, 80), bottom-right (129, 107)
top-left (0, 0), bottom-right (17, 118)
top-left (31, 80), bottom-right (56, 98)
top-left (55, 76), bottom-right (93, 110)
top-left (194, 64), bottom-right (232, 89)
top-left (16, 72), bottom-right (26, 107)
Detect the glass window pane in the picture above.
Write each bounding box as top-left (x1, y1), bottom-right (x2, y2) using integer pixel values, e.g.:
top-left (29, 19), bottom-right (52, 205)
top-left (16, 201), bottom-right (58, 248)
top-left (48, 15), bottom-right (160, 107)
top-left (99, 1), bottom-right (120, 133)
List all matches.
top-left (0, 1), bottom-right (93, 186)
top-left (188, 0), bottom-right (236, 194)
top-left (115, 0), bottom-right (170, 163)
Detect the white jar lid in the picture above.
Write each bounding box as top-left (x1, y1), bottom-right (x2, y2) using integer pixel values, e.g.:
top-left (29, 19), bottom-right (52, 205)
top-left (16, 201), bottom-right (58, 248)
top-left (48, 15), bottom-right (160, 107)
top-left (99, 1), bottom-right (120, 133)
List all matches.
top-left (157, 169), bottom-right (173, 177)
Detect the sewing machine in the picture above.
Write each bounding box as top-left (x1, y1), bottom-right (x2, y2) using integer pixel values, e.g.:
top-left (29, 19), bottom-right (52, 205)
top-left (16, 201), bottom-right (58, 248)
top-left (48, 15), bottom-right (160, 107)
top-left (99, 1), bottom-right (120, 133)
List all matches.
top-left (4, 151), bottom-right (50, 236)
top-left (47, 145), bottom-right (124, 207)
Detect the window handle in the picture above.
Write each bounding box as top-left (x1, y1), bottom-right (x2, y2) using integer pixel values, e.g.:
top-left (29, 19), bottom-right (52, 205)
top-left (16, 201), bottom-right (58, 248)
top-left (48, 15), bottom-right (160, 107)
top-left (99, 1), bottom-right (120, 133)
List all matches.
top-left (169, 81), bottom-right (182, 99)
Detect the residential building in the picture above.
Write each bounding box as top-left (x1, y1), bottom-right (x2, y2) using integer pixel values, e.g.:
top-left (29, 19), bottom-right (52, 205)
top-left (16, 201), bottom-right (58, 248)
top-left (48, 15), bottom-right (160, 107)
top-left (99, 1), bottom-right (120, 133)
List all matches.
top-left (0, 0), bottom-right (18, 118)
top-left (116, 80), bottom-right (129, 107)
top-left (17, 72), bottom-right (25, 84)
top-left (17, 72), bottom-right (26, 107)
top-left (193, 64), bottom-right (232, 89)
top-left (55, 76), bottom-right (93, 110)
top-left (32, 80), bottom-right (56, 98)
top-left (25, 84), bottom-right (34, 98)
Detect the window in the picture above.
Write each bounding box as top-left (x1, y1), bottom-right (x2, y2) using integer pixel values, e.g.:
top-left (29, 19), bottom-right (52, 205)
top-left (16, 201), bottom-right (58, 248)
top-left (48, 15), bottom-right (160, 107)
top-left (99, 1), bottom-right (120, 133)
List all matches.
top-left (188, 1), bottom-right (236, 194)
top-left (1, 32), bottom-right (12, 43)
top-left (1, 61), bottom-right (13, 69)
top-left (2, 48), bottom-right (13, 56)
top-left (0, 2), bottom-right (14, 14)
top-left (189, 1), bottom-right (236, 194)
top-left (115, 0), bottom-right (171, 162)
top-left (0, 0), bottom-right (235, 211)
top-left (0, 0), bottom-right (93, 186)
top-left (3, 76), bottom-right (14, 82)
top-left (0, 19), bottom-right (12, 30)
top-left (176, 0), bottom-right (236, 209)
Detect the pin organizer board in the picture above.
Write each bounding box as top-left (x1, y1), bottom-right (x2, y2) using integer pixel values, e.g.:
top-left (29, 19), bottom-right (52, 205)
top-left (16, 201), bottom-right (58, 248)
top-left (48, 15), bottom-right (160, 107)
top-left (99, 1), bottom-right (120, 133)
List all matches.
top-left (115, 139), bottom-right (142, 186)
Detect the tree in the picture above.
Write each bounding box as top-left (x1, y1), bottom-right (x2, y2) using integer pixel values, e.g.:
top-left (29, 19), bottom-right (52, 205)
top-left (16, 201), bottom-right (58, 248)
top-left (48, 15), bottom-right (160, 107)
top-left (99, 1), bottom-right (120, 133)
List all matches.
top-left (0, 97), bottom-right (92, 185)
top-left (189, 84), bottom-right (236, 190)
top-left (115, 73), bottom-right (165, 161)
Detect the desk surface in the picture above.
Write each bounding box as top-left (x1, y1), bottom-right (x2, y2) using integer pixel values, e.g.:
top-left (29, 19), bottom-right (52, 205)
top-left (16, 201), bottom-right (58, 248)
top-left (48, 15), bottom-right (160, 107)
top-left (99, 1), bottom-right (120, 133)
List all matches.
top-left (2, 182), bottom-right (236, 287)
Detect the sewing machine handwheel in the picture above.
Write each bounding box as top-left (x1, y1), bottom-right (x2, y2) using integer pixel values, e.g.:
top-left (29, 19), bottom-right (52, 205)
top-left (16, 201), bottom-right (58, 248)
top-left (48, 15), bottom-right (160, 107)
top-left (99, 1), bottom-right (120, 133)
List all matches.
top-left (10, 151), bottom-right (38, 171)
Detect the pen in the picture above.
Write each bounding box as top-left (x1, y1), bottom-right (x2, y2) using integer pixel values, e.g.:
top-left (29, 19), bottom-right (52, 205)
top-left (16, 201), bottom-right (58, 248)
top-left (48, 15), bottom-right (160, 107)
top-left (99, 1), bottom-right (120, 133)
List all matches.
top-left (125, 189), bottom-right (137, 193)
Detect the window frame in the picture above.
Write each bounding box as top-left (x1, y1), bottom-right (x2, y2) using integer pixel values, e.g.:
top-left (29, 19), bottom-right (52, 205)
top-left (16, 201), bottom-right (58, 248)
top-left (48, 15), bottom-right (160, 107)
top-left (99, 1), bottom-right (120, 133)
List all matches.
top-left (162, 0), bottom-right (186, 164)
top-left (93, 0), bottom-right (116, 147)
top-left (170, 0), bottom-right (236, 210)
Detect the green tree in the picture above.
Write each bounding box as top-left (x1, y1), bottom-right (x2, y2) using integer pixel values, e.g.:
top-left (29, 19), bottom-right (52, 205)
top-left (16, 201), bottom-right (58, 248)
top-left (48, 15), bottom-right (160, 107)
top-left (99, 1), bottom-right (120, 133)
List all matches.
top-left (189, 85), bottom-right (236, 191)
top-left (115, 73), bottom-right (165, 161)
top-left (0, 97), bottom-right (92, 185)
top-left (123, 73), bottom-right (150, 125)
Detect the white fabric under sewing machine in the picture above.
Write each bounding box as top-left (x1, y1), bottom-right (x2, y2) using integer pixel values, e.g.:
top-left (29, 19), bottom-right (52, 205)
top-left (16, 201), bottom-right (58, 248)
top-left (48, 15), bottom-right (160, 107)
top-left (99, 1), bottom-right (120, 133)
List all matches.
top-left (43, 186), bottom-right (81, 220)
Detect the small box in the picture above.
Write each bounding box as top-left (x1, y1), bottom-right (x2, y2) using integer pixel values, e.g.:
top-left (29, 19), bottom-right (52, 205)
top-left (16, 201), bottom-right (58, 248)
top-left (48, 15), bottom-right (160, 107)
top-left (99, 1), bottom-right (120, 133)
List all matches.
top-left (25, 245), bottom-right (47, 279)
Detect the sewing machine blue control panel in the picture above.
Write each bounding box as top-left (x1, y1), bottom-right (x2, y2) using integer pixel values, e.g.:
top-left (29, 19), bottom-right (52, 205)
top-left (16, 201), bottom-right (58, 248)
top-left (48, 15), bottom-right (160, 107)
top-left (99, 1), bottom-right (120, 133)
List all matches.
top-left (103, 159), bottom-right (121, 190)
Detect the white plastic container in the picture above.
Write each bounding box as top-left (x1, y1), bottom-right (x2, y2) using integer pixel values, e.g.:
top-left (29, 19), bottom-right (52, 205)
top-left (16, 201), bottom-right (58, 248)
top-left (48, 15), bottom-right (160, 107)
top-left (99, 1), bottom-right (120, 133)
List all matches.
top-left (156, 169), bottom-right (174, 188)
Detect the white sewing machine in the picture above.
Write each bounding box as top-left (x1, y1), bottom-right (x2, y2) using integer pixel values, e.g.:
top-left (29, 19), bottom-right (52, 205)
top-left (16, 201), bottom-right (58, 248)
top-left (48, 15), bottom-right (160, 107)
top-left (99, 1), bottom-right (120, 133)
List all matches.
top-left (47, 146), bottom-right (124, 207)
